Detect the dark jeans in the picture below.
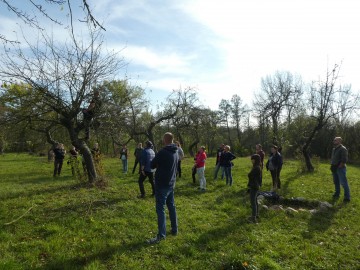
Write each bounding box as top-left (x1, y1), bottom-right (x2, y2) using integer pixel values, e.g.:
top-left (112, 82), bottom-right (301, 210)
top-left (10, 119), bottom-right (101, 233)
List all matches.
top-left (177, 160), bottom-right (182, 178)
top-left (155, 186), bottom-right (178, 238)
top-left (132, 159), bottom-right (140, 174)
top-left (249, 189), bottom-right (258, 217)
top-left (192, 166), bottom-right (196, 183)
top-left (332, 167), bottom-right (350, 200)
top-left (54, 159), bottom-right (64, 176)
top-left (224, 166), bottom-right (233, 185)
top-left (270, 169), bottom-right (281, 189)
top-left (138, 171), bottom-right (155, 196)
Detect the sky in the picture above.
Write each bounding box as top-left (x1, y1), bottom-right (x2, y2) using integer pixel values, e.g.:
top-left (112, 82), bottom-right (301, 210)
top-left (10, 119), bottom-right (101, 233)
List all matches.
top-left (1, 0), bottom-right (359, 110)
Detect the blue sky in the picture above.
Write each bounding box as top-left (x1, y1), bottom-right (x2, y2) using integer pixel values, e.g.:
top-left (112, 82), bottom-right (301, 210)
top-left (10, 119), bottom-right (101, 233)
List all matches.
top-left (1, 0), bottom-right (359, 110)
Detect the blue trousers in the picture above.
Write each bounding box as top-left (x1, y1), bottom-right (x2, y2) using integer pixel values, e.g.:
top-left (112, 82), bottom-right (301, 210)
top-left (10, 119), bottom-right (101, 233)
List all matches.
top-left (155, 187), bottom-right (178, 238)
top-left (332, 167), bottom-right (350, 200)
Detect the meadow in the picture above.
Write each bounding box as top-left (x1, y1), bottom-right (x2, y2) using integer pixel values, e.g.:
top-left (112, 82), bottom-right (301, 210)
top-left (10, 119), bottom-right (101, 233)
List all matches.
top-left (0, 153), bottom-right (359, 270)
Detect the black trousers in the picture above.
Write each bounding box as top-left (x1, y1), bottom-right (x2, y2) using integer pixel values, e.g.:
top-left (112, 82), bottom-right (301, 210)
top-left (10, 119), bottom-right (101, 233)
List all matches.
top-left (270, 169), bottom-right (281, 189)
top-left (138, 171), bottom-right (155, 196)
top-left (177, 160), bottom-right (182, 178)
top-left (249, 189), bottom-right (259, 217)
top-left (132, 159), bottom-right (140, 174)
top-left (192, 166), bottom-right (196, 183)
top-left (54, 159), bottom-right (64, 176)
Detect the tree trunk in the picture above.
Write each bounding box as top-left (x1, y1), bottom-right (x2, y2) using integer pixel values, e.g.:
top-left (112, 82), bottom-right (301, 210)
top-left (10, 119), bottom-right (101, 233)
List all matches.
top-left (302, 146), bottom-right (314, 172)
top-left (226, 121), bottom-right (232, 146)
top-left (80, 143), bottom-right (97, 183)
top-left (236, 125), bottom-right (241, 148)
top-left (68, 129), bottom-right (97, 184)
top-left (188, 139), bottom-right (199, 157)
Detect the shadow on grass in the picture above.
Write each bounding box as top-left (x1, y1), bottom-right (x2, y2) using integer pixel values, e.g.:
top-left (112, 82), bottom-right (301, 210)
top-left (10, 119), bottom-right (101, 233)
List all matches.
top-left (280, 171), bottom-right (304, 194)
top-left (302, 197), bottom-right (342, 239)
top-left (42, 240), bottom-right (149, 270)
top-left (46, 196), bottom-right (131, 220)
top-left (1, 182), bottom-right (76, 201)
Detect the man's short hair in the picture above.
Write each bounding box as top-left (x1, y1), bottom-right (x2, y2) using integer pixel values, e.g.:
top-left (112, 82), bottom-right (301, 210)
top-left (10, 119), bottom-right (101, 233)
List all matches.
top-left (163, 132), bottom-right (174, 144)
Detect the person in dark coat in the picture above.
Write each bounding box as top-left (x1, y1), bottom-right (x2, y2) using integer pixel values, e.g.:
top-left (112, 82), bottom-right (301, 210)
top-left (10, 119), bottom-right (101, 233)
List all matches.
top-left (148, 132), bottom-right (178, 244)
top-left (53, 143), bottom-right (66, 177)
top-left (132, 143), bottom-right (143, 174)
top-left (247, 154), bottom-right (262, 223)
top-left (220, 145), bottom-right (236, 186)
top-left (266, 145), bottom-right (283, 190)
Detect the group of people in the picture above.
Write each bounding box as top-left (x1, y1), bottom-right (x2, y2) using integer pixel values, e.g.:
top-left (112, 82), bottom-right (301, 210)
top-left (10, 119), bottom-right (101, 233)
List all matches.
top-left (50, 134), bottom-right (351, 244)
top-left (50, 142), bottom-right (101, 178)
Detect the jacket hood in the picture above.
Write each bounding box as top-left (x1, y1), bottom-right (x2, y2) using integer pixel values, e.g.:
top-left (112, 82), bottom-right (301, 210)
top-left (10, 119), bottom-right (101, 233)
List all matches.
top-left (164, 144), bottom-right (178, 153)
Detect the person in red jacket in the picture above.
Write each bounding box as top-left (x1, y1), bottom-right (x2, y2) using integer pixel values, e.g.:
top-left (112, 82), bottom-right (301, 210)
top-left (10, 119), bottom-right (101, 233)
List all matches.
top-left (195, 146), bottom-right (207, 192)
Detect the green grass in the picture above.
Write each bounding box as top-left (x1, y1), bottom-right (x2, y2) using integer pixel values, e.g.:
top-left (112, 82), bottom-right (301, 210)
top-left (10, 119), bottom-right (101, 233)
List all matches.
top-left (0, 153), bottom-right (359, 269)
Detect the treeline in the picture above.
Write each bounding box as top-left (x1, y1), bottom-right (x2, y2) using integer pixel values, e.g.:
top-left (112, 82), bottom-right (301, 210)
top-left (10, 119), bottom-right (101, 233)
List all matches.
top-left (1, 77), bottom-right (359, 166)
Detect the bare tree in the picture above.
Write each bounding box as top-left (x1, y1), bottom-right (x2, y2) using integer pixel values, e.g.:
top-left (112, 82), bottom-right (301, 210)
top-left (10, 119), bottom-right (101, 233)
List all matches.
top-left (128, 90), bottom-right (181, 151)
top-left (1, 0), bottom-right (104, 43)
top-left (230, 94), bottom-right (250, 148)
top-left (302, 64), bottom-right (359, 171)
top-left (218, 99), bottom-right (232, 146)
top-left (254, 71), bottom-right (303, 145)
top-left (0, 25), bottom-right (124, 183)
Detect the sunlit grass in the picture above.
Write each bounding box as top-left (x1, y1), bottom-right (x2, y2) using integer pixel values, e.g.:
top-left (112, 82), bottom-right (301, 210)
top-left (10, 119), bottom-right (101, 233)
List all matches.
top-left (0, 153), bottom-right (359, 269)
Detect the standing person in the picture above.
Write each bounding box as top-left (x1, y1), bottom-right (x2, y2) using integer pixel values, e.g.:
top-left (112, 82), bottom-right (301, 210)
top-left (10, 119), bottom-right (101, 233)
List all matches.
top-left (266, 145), bottom-right (283, 191)
top-left (330, 137), bottom-right (350, 202)
top-left (256, 144), bottom-right (265, 169)
top-left (196, 146), bottom-right (207, 191)
top-left (91, 143), bottom-right (101, 158)
top-left (132, 143), bottom-right (143, 174)
top-left (91, 142), bottom-right (101, 171)
top-left (221, 145), bottom-right (236, 186)
top-left (256, 144), bottom-right (265, 186)
top-left (247, 154), bottom-right (262, 223)
top-left (175, 141), bottom-right (184, 178)
top-left (69, 145), bottom-right (79, 177)
top-left (53, 143), bottom-right (66, 177)
top-left (119, 144), bottom-right (128, 173)
top-left (191, 149), bottom-right (200, 184)
top-left (148, 132), bottom-right (178, 244)
top-left (214, 144), bottom-right (225, 180)
top-left (138, 141), bottom-right (155, 198)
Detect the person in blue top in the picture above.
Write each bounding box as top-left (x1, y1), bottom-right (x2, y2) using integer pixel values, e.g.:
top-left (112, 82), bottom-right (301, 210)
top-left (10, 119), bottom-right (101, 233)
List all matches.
top-left (220, 145), bottom-right (236, 186)
top-left (137, 141), bottom-right (155, 198)
top-left (148, 132), bottom-right (178, 244)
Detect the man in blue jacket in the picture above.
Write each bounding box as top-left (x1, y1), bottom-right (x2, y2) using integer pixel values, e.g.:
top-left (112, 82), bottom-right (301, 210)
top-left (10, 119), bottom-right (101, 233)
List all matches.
top-left (148, 132), bottom-right (178, 244)
top-left (138, 141), bottom-right (155, 198)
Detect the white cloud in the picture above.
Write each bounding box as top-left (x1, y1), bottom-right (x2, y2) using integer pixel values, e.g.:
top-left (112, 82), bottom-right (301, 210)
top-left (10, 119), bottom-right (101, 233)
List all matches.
top-left (121, 45), bottom-right (197, 75)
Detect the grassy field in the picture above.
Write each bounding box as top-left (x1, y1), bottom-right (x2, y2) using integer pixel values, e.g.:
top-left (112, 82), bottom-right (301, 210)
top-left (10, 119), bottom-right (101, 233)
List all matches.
top-left (0, 153), bottom-right (359, 270)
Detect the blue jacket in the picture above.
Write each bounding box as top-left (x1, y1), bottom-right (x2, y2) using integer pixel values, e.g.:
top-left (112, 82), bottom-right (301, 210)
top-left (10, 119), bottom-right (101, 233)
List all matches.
top-left (151, 144), bottom-right (178, 189)
top-left (141, 147), bottom-right (155, 172)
